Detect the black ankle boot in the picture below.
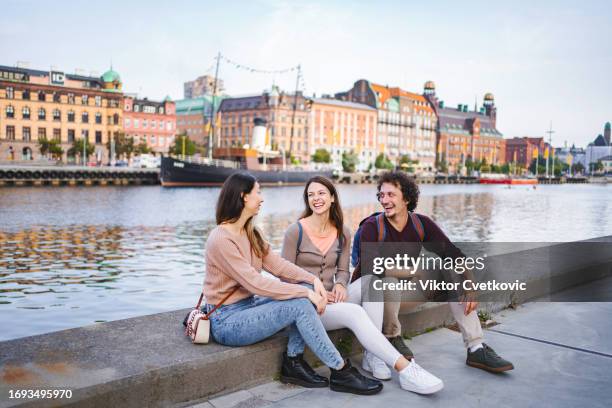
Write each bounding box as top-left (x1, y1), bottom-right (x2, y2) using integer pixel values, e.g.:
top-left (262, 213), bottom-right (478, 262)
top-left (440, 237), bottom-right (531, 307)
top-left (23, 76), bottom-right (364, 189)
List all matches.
top-left (280, 353), bottom-right (329, 388)
top-left (330, 359), bottom-right (383, 395)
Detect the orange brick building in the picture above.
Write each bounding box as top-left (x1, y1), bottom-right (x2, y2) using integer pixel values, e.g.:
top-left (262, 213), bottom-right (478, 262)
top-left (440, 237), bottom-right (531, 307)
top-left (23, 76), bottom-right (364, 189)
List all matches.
top-left (335, 79), bottom-right (437, 171)
top-left (0, 65), bottom-right (123, 163)
top-left (217, 86), bottom-right (310, 163)
top-left (123, 96), bottom-right (176, 155)
top-left (308, 98), bottom-right (377, 170)
top-left (423, 81), bottom-right (505, 173)
top-left (505, 137), bottom-right (548, 167)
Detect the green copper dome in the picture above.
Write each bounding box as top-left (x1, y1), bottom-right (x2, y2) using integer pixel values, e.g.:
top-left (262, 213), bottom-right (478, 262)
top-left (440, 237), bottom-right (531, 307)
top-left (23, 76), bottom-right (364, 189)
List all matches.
top-left (102, 69), bottom-right (121, 83)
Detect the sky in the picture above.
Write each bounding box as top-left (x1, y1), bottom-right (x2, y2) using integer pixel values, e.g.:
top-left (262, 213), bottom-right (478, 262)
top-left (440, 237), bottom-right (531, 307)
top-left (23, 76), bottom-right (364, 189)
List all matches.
top-left (1, 0), bottom-right (611, 147)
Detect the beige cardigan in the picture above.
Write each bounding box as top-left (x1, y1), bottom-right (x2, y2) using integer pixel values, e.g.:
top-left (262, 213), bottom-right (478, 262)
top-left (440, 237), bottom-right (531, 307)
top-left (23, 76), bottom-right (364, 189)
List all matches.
top-left (281, 222), bottom-right (352, 291)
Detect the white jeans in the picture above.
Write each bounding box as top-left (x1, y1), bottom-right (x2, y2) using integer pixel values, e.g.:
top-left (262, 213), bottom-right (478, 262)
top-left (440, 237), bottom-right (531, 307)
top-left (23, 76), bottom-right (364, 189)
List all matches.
top-left (319, 276), bottom-right (401, 367)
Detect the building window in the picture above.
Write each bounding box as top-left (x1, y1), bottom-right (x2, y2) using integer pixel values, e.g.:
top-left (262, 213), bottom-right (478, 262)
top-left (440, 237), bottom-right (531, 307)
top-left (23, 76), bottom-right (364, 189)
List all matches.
top-left (159, 136), bottom-right (165, 146)
top-left (53, 128), bottom-right (61, 141)
top-left (109, 99), bottom-right (119, 108)
top-left (5, 105), bottom-right (14, 118)
top-left (95, 112), bottom-right (102, 124)
top-left (82, 112), bottom-right (89, 123)
top-left (6, 87), bottom-right (14, 99)
top-left (95, 96), bottom-right (101, 107)
top-left (38, 107), bottom-right (46, 120)
top-left (68, 93), bottom-right (75, 104)
top-left (81, 129), bottom-right (89, 142)
top-left (134, 104), bottom-right (140, 112)
top-left (151, 135), bottom-right (156, 144)
top-left (38, 127), bottom-right (46, 139)
top-left (143, 119), bottom-right (148, 128)
top-left (82, 95), bottom-right (89, 105)
top-left (113, 113), bottom-right (119, 125)
top-left (23, 89), bottom-right (30, 100)
top-left (23, 126), bottom-right (31, 142)
top-left (125, 118), bottom-right (131, 127)
top-left (151, 120), bottom-right (156, 129)
top-left (53, 109), bottom-right (61, 121)
top-left (67, 129), bottom-right (75, 142)
top-left (134, 119), bottom-right (139, 128)
top-left (67, 110), bottom-right (75, 122)
top-left (95, 130), bottom-right (102, 144)
top-left (38, 91), bottom-right (45, 101)
top-left (53, 92), bottom-right (61, 103)
top-left (22, 106), bottom-right (31, 120)
top-left (6, 125), bottom-right (15, 140)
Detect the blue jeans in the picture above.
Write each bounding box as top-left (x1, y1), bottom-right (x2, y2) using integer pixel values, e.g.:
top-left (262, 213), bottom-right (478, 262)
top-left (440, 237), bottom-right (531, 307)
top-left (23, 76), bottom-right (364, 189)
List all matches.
top-left (205, 295), bottom-right (344, 369)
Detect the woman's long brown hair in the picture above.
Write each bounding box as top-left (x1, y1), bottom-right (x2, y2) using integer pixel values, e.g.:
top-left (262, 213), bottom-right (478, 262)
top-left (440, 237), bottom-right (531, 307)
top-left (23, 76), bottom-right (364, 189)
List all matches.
top-left (300, 176), bottom-right (344, 238)
top-left (216, 172), bottom-right (268, 258)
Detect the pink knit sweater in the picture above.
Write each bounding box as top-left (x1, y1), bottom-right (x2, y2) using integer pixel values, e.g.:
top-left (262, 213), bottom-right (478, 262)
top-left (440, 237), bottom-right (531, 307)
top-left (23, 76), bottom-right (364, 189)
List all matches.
top-left (203, 226), bottom-right (315, 305)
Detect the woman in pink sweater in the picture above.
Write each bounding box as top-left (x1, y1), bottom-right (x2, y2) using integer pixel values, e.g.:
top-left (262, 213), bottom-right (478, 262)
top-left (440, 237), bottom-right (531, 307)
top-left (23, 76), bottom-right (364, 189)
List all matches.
top-left (203, 172), bottom-right (382, 395)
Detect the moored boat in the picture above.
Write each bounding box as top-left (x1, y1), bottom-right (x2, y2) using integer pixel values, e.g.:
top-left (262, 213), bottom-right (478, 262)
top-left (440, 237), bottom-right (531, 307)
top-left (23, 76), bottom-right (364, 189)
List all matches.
top-left (160, 153), bottom-right (333, 187)
top-left (479, 174), bottom-right (538, 185)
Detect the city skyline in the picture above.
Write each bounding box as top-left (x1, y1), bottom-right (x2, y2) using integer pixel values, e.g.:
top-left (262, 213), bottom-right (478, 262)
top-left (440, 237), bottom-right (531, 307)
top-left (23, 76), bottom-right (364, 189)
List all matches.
top-left (2, 0), bottom-right (611, 148)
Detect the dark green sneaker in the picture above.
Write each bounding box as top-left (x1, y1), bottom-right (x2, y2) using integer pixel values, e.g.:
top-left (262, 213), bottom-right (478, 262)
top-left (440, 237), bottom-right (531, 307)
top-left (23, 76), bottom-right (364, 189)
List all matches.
top-left (388, 336), bottom-right (414, 359)
top-left (466, 343), bottom-right (514, 373)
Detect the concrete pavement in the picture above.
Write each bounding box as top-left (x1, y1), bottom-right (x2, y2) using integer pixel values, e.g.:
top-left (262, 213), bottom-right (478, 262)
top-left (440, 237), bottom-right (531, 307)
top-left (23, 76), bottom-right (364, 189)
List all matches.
top-left (185, 278), bottom-right (612, 408)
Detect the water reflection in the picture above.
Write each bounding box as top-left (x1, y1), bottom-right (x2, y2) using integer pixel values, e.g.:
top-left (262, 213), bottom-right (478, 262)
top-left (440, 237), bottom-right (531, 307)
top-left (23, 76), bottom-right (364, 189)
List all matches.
top-left (0, 184), bottom-right (610, 340)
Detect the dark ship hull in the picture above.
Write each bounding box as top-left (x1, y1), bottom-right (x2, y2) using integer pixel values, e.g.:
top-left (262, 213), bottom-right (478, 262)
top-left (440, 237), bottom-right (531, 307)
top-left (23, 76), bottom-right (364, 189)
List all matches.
top-left (160, 157), bottom-right (334, 187)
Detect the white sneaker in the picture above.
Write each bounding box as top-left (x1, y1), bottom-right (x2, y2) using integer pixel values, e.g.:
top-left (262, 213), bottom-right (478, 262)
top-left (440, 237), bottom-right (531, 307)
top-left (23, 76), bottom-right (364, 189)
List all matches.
top-left (362, 350), bottom-right (392, 380)
top-left (398, 359), bottom-right (444, 394)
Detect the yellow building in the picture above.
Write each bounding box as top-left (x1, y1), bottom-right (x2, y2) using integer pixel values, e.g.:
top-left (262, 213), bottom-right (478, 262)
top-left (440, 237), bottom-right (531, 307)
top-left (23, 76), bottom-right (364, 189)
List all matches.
top-left (0, 65), bottom-right (123, 163)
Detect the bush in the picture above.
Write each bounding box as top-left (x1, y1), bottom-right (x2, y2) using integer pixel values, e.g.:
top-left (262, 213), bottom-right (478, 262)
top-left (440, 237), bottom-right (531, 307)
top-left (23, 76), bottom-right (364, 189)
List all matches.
top-left (312, 148), bottom-right (331, 163)
top-left (375, 153), bottom-right (394, 170)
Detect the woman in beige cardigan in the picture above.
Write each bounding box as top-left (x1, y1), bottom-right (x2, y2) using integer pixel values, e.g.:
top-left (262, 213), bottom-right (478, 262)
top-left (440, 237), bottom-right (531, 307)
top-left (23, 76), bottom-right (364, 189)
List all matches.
top-left (282, 176), bottom-right (443, 395)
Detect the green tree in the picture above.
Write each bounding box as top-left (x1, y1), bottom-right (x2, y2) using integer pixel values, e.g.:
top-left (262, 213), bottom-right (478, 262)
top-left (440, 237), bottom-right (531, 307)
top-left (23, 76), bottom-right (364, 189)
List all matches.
top-left (475, 158), bottom-right (487, 172)
top-left (592, 161), bottom-right (604, 172)
top-left (312, 148), bottom-right (332, 163)
top-left (170, 134), bottom-right (197, 156)
top-left (571, 162), bottom-right (585, 174)
top-left (136, 142), bottom-right (152, 154)
top-left (465, 156), bottom-right (475, 173)
top-left (39, 136), bottom-right (64, 160)
top-left (528, 156), bottom-right (546, 175)
top-left (435, 155), bottom-right (448, 173)
top-left (48, 140), bottom-right (64, 160)
top-left (37, 136), bottom-right (51, 157)
top-left (106, 132), bottom-right (135, 160)
top-left (341, 150), bottom-right (359, 173)
top-left (375, 153), bottom-right (394, 170)
top-left (68, 138), bottom-right (95, 163)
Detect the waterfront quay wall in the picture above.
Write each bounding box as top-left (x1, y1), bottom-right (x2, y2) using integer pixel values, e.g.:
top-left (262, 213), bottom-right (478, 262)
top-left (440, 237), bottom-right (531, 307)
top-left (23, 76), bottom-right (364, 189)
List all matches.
top-left (0, 165), bottom-right (159, 187)
top-left (1, 237), bottom-right (610, 408)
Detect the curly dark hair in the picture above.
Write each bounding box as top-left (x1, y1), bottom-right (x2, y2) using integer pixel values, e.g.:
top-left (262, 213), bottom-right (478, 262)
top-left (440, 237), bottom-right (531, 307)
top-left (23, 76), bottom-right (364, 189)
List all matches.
top-left (377, 171), bottom-right (419, 212)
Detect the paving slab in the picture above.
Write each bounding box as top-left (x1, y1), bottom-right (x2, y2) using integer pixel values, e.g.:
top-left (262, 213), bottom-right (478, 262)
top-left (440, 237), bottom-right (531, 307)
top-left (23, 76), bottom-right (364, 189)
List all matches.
top-left (197, 297), bottom-right (612, 408)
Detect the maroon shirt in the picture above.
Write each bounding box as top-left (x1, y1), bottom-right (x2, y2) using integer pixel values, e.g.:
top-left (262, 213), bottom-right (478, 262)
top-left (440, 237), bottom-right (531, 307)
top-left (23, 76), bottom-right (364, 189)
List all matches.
top-left (351, 212), bottom-right (465, 282)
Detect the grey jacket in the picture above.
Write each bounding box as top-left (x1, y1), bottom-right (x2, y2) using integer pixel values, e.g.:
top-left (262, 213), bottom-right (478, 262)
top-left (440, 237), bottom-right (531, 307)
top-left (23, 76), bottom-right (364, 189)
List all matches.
top-left (281, 222), bottom-right (352, 291)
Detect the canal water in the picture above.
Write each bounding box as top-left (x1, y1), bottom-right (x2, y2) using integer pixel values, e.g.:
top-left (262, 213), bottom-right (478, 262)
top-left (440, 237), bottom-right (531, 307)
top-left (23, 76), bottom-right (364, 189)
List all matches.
top-left (0, 183), bottom-right (610, 341)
